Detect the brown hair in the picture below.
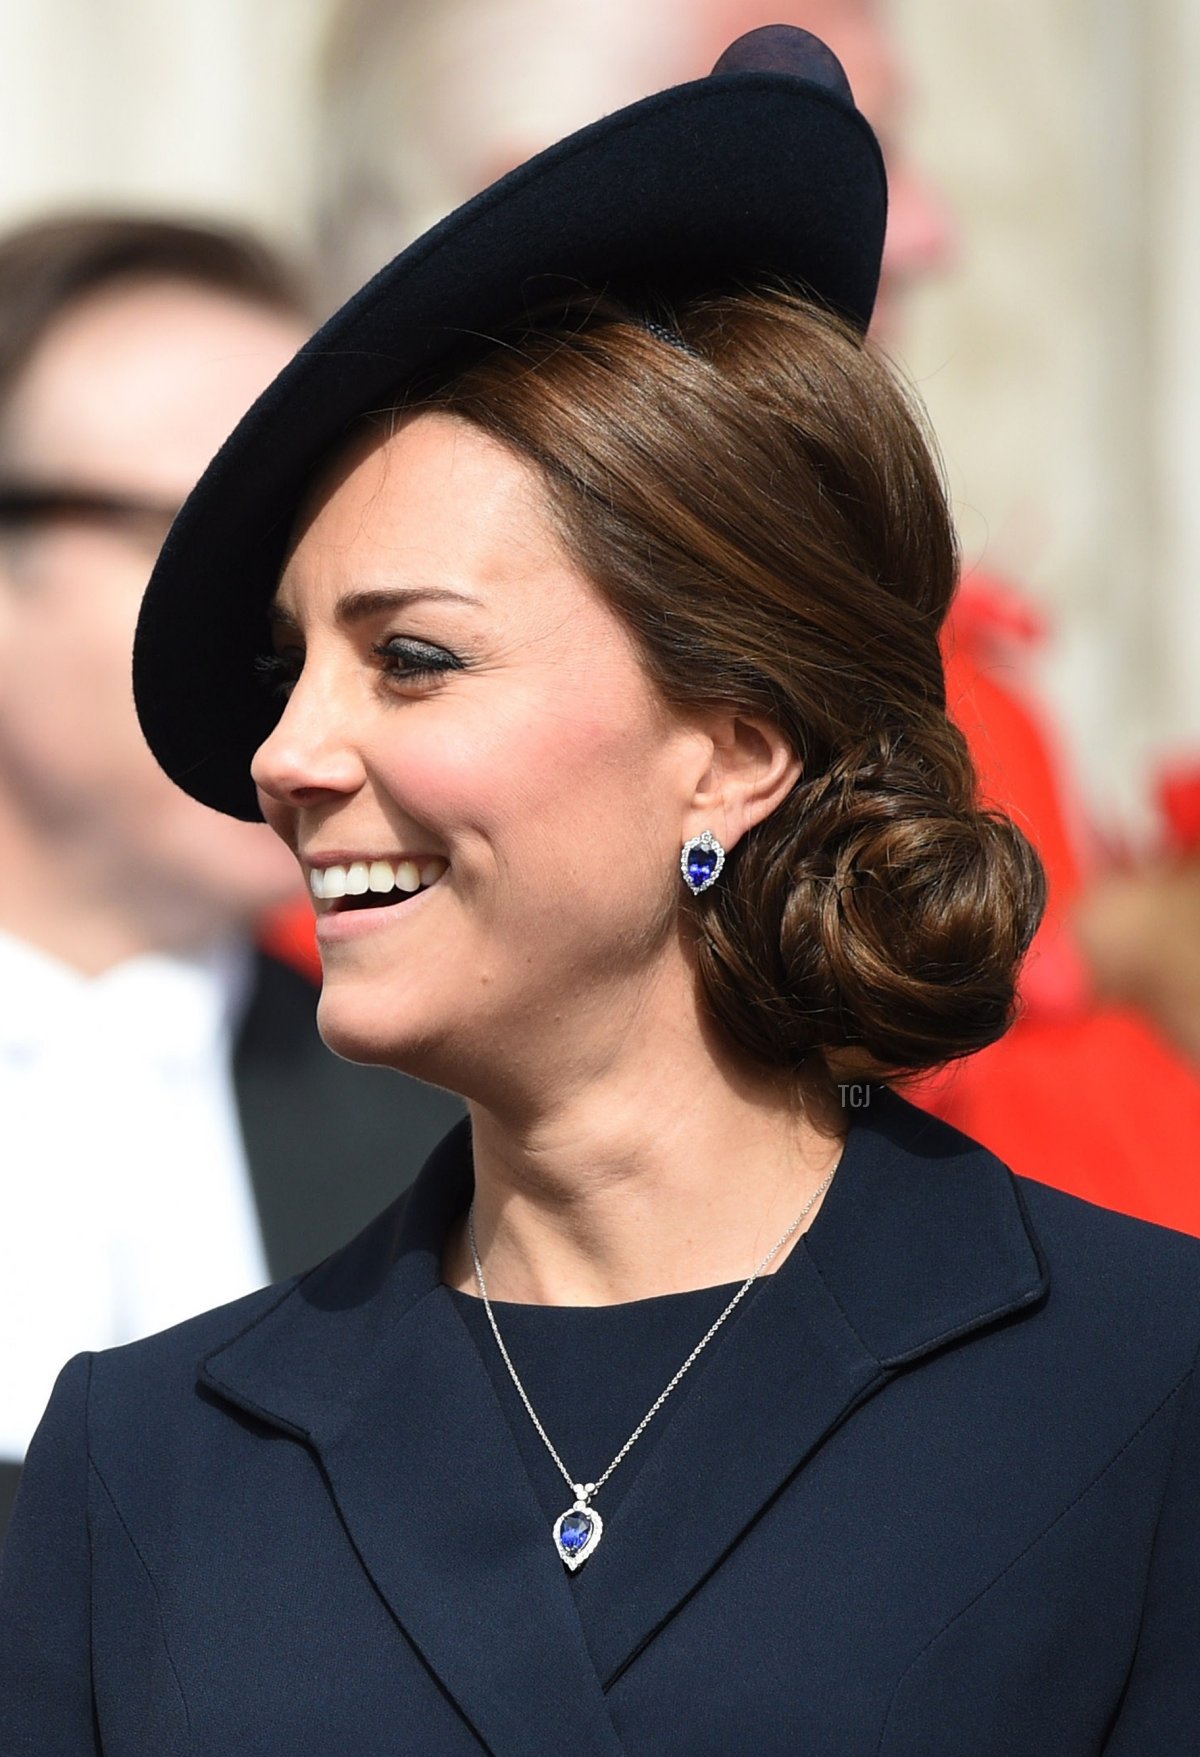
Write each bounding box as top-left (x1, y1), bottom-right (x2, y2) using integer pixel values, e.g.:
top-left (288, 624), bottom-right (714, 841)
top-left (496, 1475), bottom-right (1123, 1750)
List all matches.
top-left (418, 288), bottom-right (1046, 1086)
top-left (0, 213), bottom-right (306, 418)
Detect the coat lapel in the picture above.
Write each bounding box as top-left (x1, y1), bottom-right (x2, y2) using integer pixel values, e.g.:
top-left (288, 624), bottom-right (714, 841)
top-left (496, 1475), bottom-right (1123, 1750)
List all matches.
top-left (572, 1083), bottom-right (1048, 1683)
top-left (198, 1086), bottom-right (1047, 1745)
top-left (572, 1228), bottom-right (885, 1682)
top-left (200, 1120), bottom-right (629, 1757)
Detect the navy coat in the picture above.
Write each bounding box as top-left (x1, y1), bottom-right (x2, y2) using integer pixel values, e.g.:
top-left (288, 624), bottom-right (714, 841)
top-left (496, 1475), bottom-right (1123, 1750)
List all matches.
top-left (2, 1085), bottom-right (1198, 1754)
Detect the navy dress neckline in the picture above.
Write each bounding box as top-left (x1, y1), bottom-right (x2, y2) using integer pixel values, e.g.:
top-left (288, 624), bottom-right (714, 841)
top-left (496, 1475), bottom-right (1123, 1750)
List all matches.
top-left (447, 1254), bottom-right (797, 1565)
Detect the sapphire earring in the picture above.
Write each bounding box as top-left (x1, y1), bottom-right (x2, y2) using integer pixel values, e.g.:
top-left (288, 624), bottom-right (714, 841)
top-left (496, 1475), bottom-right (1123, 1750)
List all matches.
top-left (681, 830), bottom-right (725, 894)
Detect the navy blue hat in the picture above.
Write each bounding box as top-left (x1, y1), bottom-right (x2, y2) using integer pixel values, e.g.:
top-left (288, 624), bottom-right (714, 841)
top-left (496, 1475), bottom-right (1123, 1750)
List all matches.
top-left (134, 26), bottom-right (886, 820)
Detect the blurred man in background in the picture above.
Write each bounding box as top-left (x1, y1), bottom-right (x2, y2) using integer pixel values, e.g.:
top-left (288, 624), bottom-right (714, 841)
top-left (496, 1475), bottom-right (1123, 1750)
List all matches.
top-left (314, 0), bottom-right (1200, 1223)
top-left (0, 216), bottom-right (461, 1538)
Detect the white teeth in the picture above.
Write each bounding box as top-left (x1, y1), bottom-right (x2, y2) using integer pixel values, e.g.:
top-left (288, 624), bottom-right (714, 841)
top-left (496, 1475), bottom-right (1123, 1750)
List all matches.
top-left (309, 856), bottom-right (448, 904)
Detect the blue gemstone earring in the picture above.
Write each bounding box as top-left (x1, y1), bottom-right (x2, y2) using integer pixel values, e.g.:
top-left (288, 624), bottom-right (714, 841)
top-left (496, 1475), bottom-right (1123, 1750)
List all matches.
top-left (681, 830), bottom-right (725, 894)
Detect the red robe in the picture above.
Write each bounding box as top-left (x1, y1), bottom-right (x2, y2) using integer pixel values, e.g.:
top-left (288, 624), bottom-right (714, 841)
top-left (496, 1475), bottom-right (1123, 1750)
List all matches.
top-left (910, 576), bottom-right (1200, 1234)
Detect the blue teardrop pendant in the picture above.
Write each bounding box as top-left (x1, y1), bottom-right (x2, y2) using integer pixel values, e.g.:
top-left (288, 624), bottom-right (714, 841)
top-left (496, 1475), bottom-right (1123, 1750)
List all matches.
top-left (553, 1492), bottom-right (604, 1570)
top-left (681, 830), bottom-right (725, 895)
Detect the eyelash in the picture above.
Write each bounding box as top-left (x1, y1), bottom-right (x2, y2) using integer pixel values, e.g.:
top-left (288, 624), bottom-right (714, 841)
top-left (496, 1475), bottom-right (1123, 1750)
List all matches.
top-left (255, 637), bottom-right (463, 700)
top-left (373, 637), bottom-right (464, 684)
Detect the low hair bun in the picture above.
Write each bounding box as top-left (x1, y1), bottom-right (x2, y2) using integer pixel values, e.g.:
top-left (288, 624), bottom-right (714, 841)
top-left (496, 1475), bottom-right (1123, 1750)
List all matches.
top-left (695, 720), bottom-right (1048, 1081)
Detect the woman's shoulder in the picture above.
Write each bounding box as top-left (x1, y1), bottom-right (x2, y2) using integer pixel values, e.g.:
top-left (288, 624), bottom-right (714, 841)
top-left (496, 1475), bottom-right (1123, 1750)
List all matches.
top-left (76, 1175), bottom-right (417, 1461)
top-left (876, 1087), bottom-right (1200, 1383)
top-left (1006, 1170), bottom-right (1200, 1384)
top-left (83, 1275), bottom-right (307, 1429)
top-left (893, 1084), bottom-right (1200, 1299)
top-left (1016, 1168), bottom-right (1200, 1287)
top-left (13, 1274), bottom-right (315, 1541)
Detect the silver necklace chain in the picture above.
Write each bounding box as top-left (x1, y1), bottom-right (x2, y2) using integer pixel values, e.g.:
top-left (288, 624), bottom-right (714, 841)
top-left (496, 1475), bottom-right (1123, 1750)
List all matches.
top-left (467, 1162), bottom-right (838, 1512)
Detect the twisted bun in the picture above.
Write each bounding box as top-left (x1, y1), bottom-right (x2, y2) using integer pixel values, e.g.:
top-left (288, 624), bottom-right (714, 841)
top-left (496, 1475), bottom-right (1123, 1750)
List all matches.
top-left (422, 286), bottom-right (1048, 1082)
top-left (697, 723), bottom-right (1046, 1080)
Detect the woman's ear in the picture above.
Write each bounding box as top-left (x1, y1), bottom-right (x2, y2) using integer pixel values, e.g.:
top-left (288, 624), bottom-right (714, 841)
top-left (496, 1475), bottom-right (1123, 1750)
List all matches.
top-left (686, 709), bottom-right (802, 847)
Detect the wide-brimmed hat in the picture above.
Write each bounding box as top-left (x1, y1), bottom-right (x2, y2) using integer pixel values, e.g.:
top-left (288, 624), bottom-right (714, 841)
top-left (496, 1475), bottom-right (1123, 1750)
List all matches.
top-left (133, 24), bottom-right (886, 821)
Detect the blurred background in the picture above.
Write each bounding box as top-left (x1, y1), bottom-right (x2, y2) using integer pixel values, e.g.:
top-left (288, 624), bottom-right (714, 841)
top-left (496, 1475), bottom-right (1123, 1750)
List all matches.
top-left (2, 0), bottom-right (1199, 1546)
top-left (0, 0), bottom-right (1196, 844)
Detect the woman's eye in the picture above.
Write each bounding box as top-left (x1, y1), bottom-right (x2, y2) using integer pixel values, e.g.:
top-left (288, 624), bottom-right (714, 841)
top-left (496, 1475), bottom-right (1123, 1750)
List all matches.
top-left (372, 637), bottom-right (463, 685)
top-left (254, 650), bottom-right (302, 700)
top-left (253, 638), bottom-right (462, 700)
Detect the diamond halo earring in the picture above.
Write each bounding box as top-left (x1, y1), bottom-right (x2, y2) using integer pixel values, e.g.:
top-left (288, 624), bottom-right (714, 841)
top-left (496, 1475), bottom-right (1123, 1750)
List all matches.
top-left (681, 830), bottom-right (725, 894)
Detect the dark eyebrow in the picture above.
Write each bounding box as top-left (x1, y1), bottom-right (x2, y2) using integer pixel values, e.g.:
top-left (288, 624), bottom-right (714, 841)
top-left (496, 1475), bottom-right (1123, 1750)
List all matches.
top-left (267, 586), bottom-right (481, 633)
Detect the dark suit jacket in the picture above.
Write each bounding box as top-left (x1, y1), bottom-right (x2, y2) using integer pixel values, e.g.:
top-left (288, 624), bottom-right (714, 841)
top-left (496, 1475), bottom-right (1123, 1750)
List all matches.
top-left (2, 1086), bottom-right (1198, 1754)
top-left (231, 951), bottom-right (464, 1281)
top-left (0, 951), bottom-right (463, 1540)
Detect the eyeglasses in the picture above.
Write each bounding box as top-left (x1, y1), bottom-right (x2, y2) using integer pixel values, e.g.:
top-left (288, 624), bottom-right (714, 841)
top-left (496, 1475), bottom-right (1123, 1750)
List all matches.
top-left (0, 484), bottom-right (181, 547)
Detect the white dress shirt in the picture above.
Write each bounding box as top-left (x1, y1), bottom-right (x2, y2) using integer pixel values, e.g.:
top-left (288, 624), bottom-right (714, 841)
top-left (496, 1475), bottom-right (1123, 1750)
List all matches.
top-left (0, 931), bottom-right (270, 1460)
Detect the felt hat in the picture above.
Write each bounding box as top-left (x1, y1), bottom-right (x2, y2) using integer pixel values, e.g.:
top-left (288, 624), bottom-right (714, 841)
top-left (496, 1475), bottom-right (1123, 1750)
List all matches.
top-left (133, 24), bottom-right (886, 820)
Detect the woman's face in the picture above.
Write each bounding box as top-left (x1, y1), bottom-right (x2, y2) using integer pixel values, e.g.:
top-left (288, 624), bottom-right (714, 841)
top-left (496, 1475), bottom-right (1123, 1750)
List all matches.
top-left (253, 410), bottom-right (712, 1098)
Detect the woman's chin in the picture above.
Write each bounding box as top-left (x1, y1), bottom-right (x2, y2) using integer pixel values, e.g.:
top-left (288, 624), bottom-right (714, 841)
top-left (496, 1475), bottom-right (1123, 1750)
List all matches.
top-left (315, 989), bottom-right (438, 1074)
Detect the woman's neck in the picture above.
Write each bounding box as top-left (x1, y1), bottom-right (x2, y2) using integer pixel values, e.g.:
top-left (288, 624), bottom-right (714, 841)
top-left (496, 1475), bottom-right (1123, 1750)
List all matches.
top-left (442, 1044), bottom-right (847, 1307)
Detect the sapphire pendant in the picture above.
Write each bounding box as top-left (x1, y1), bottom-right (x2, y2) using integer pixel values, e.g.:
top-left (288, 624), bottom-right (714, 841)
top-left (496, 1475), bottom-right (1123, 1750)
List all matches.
top-left (553, 1491), bottom-right (603, 1570)
top-left (681, 830), bottom-right (725, 895)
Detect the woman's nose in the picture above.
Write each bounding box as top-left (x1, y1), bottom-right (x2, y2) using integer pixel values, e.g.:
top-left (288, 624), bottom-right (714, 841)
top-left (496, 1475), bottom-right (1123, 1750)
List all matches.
top-left (251, 673), bottom-right (366, 810)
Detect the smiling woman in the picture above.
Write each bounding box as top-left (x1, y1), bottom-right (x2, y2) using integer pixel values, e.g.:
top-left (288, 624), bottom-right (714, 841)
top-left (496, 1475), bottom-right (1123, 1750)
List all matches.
top-left (247, 301), bottom-right (1042, 1114)
top-left (4, 24), bottom-right (1200, 1757)
top-left (252, 404), bottom-right (805, 1106)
